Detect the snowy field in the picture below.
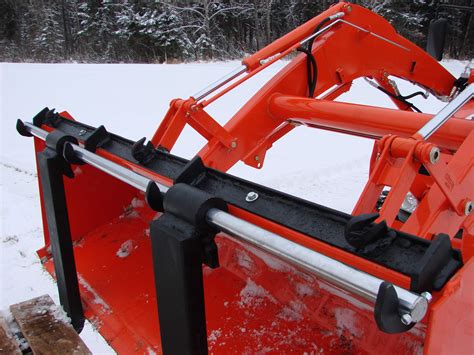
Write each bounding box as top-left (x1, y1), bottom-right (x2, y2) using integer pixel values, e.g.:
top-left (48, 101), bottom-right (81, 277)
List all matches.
top-left (0, 59), bottom-right (468, 353)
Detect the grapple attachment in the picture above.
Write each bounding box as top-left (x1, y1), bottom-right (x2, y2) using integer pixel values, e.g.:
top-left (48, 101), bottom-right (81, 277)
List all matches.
top-left (16, 2), bottom-right (473, 354)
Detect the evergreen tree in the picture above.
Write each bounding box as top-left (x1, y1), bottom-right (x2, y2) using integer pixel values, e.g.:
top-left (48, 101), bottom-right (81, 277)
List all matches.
top-left (154, 8), bottom-right (193, 62)
top-left (34, 4), bottom-right (65, 61)
top-left (77, 0), bottom-right (120, 61)
top-left (0, 0), bottom-right (472, 62)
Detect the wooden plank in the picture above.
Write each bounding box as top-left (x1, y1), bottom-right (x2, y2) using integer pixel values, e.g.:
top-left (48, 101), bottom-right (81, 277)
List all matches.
top-left (0, 314), bottom-right (22, 354)
top-left (10, 295), bottom-right (91, 355)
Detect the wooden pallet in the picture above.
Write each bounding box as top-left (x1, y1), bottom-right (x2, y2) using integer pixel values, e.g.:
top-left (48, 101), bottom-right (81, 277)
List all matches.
top-left (1, 295), bottom-right (91, 355)
top-left (0, 314), bottom-right (21, 354)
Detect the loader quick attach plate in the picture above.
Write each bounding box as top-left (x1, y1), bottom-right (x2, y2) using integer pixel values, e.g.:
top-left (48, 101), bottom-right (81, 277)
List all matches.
top-left (33, 115), bottom-right (462, 353)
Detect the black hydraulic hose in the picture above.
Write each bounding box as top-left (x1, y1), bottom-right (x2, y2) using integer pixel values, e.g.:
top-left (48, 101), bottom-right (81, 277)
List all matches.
top-left (300, 17), bottom-right (332, 98)
top-left (297, 47), bottom-right (317, 97)
top-left (374, 85), bottom-right (423, 113)
top-left (400, 91), bottom-right (427, 100)
top-left (306, 17), bottom-right (331, 54)
top-left (300, 15), bottom-right (426, 112)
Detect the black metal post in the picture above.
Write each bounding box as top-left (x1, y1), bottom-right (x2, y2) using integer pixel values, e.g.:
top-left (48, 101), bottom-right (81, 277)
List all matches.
top-left (37, 147), bottom-right (84, 332)
top-left (150, 213), bottom-right (208, 355)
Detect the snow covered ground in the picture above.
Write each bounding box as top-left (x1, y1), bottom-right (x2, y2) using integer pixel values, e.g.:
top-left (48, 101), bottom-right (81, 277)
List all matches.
top-left (0, 59), bottom-right (469, 353)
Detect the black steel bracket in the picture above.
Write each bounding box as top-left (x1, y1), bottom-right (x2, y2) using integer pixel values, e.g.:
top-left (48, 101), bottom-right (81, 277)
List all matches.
top-left (145, 181), bottom-right (164, 212)
top-left (131, 137), bottom-right (157, 165)
top-left (164, 184), bottom-right (226, 230)
top-left (36, 130), bottom-right (84, 333)
top-left (45, 130), bottom-right (79, 178)
top-left (345, 215), bottom-right (459, 293)
top-left (150, 214), bottom-right (208, 355)
top-left (345, 213), bottom-right (396, 256)
top-left (410, 233), bottom-right (457, 292)
top-left (16, 119), bottom-right (33, 137)
top-left (374, 282), bottom-right (415, 334)
top-left (150, 183), bottom-right (227, 354)
top-left (174, 156), bottom-right (207, 184)
top-left (84, 125), bottom-right (111, 153)
top-left (33, 107), bottom-right (62, 128)
top-left (31, 107), bottom-right (50, 127)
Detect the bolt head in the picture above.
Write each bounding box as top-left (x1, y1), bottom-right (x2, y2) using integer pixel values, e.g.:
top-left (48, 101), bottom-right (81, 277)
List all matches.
top-left (231, 141), bottom-right (237, 149)
top-left (465, 201), bottom-right (473, 216)
top-left (254, 155), bottom-right (260, 161)
top-left (421, 291), bottom-right (433, 303)
top-left (400, 314), bottom-right (412, 326)
top-left (245, 191), bottom-right (259, 202)
top-left (429, 147), bottom-right (440, 164)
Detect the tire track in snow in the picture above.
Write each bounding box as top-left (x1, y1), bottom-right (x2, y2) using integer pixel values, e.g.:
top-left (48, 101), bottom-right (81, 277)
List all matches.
top-left (0, 161), bottom-right (37, 177)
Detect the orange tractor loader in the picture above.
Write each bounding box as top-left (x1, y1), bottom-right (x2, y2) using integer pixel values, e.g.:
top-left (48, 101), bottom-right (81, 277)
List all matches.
top-left (16, 2), bottom-right (473, 354)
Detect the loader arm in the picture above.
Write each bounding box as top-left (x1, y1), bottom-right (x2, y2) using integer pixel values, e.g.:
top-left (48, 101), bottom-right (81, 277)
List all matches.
top-left (152, 3), bottom-right (455, 172)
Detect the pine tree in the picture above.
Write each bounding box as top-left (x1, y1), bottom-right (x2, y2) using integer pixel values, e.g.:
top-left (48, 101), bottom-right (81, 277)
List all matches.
top-left (77, 0), bottom-right (120, 61)
top-left (154, 8), bottom-right (193, 62)
top-left (34, 4), bottom-right (65, 62)
top-left (0, 0), bottom-right (472, 62)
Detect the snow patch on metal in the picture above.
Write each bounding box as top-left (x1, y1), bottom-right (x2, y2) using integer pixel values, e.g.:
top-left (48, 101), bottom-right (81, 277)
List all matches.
top-left (239, 279), bottom-right (277, 308)
top-left (116, 239), bottom-right (135, 258)
top-left (78, 275), bottom-right (111, 313)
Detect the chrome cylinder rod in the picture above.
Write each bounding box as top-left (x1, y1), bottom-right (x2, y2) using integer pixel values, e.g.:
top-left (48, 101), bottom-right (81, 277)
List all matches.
top-left (206, 208), bottom-right (429, 322)
top-left (417, 83), bottom-right (473, 140)
top-left (299, 14), bottom-right (345, 47)
top-left (192, 18), bottom-right (344, 102)
top-left (192, 14), bottom-right (411, 104)
top-left (24, 121), bottom-right (429, 324)
top-left (192, 65), bottom-right (247, 102)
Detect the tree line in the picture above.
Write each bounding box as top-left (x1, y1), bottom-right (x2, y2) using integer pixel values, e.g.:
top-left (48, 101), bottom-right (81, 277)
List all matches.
top-left (0, 0), bottom-right (472, 63)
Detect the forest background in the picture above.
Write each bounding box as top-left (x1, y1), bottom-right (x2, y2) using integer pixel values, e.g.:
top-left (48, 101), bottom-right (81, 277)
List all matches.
top-left (1, 0), bottom-right (473, 63)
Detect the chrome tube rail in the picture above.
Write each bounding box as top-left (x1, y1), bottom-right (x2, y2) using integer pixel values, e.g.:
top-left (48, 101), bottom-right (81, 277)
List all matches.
top-left (417, 83), bottom-right (474, 140)
top-left (72, 143), bottom-right (169, 193)
top-left (207, 208), bottom-right (428, 323)
top-left (24, 122), bottom-right (430, 325)
top-left (25, 122), bottom-right (48, 140)
top-left (24, 122), bottom-right (168, 193)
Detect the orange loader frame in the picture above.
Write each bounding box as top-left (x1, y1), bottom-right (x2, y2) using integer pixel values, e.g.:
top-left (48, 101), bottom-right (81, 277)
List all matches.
top-left (152, 2), bottom-right (474, 260)
top-left (151, 3), bottom-right (474, 353)
top-left (17, 2), bottom-right (473, 354)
